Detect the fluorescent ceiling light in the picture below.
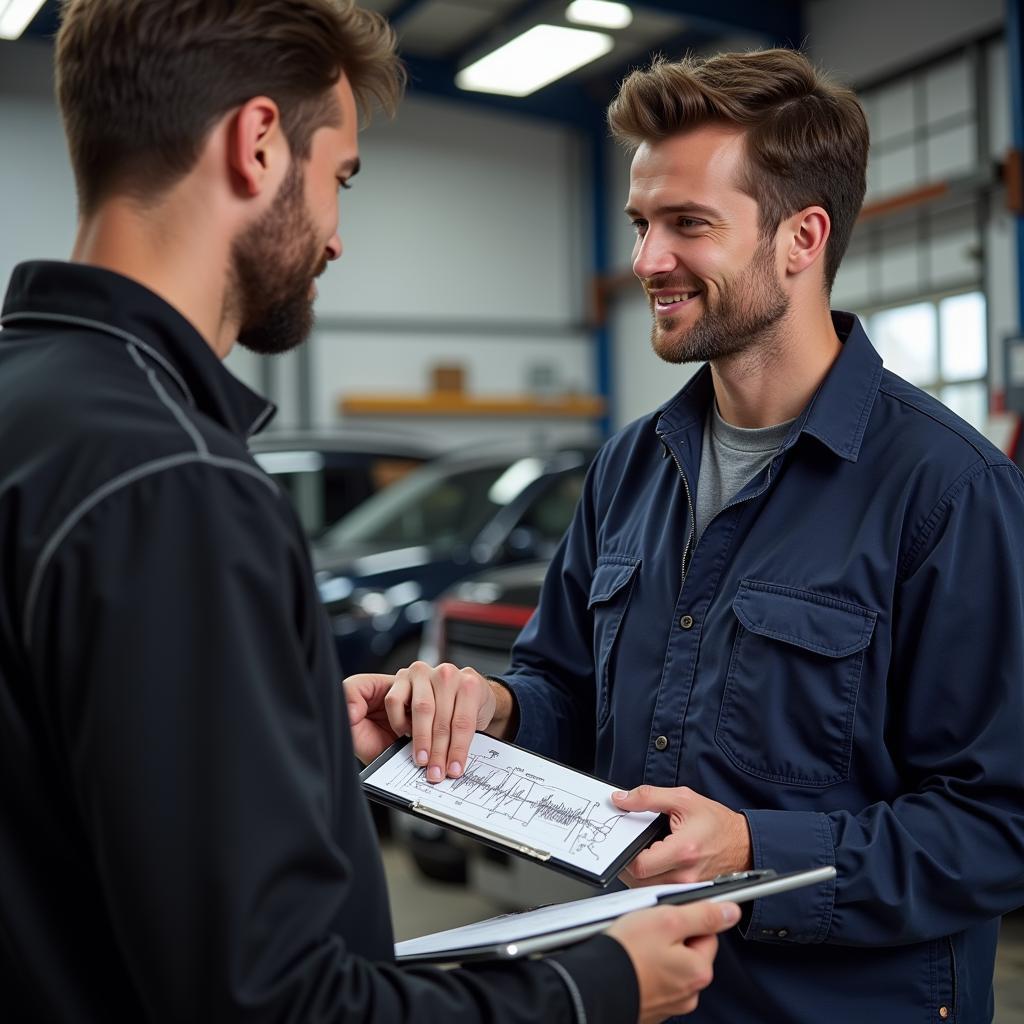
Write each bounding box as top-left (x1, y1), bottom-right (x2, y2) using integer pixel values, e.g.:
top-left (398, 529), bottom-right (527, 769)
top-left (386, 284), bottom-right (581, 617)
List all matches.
top-left (456, 24), bottom-right (613, 97)
top-left (0, 0), bottom-right (46, 40)
top-left (566, 0), bottom-right (633, 30)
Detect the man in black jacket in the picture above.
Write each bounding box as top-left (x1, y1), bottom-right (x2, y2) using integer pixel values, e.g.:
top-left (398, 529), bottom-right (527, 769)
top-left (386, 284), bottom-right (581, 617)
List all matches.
top-left (0, 1), bottom-right (737, 1021)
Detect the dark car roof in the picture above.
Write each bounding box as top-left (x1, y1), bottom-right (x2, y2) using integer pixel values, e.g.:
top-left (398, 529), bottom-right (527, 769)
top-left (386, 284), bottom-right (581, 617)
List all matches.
top-left (311, 438), bottom-right (598, 578)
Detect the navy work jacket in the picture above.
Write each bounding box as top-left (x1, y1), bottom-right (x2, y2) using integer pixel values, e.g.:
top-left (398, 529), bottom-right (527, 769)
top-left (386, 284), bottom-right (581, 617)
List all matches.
top-left (500, 313), bottom-right (1024, 1023)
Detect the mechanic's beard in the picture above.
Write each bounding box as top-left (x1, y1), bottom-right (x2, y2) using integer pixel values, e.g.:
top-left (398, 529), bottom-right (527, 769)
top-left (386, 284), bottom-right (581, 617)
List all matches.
top-left (651, 237), bottom-right (790, 365)
top-left (230, 162), bottom-right (325, 356)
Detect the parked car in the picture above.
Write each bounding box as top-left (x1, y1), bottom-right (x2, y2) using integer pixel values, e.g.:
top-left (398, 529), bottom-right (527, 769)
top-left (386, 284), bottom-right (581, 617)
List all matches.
top-left (249, 428), bottom-right (443, 539)
top-left (312, 441), bottom-right (596, 676)
top-left (417, 560), bottom-right (548, 674)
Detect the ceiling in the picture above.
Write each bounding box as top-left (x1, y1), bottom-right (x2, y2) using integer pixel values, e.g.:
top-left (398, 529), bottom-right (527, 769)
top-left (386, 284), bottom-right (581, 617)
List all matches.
top-left (22, 0), bottom-right (802, 127)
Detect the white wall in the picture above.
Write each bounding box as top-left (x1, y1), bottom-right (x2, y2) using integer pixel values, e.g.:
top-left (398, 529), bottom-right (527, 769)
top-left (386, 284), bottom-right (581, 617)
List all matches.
top-left (805, 0), bottom-right (1004, 86)
top-left (303, 94), bottom-right (596, 444)
top-left (0, 40), bottom-right (77, 291)
top-left (0, 42), bottom-right (599, 446)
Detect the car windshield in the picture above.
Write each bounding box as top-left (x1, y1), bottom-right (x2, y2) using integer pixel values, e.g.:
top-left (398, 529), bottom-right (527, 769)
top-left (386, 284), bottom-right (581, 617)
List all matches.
top-left (318, 461), bottom-right (516, 552)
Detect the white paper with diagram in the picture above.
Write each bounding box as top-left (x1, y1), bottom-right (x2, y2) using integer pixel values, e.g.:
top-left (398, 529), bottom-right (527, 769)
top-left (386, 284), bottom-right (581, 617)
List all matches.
top-left (360, 733), bottom-right (663, 885)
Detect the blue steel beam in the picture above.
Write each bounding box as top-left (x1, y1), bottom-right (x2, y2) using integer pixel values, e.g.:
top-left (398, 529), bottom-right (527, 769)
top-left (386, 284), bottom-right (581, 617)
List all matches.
top-left (448, 0), bottom-right (800, 68)
top-left (385, 0), bottom-right (433, 24)
top-left (585, 25), bottom-right (725, 103)
top-left (449, 0), bottom-right (556, 66)
top-left (404, 21), bottom-right (724, 128)
top-left (631, 0), bottom-right (801, 47)
top-left (24, 0), bottom-right (59, 38)
top-left (403, 54), bottom-right (603, 127)
top-left (590, 127), bottom-right (614, 439)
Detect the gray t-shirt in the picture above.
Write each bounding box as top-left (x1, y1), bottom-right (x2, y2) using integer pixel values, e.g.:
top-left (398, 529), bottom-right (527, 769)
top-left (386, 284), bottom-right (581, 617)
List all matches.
top-left (694, 403), bottom-right (795, 542)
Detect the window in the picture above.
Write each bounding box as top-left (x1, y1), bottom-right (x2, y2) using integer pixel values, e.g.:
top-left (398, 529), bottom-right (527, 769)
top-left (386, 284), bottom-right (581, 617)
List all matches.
top-left (860, 52), bottom-right (981, 205)
top-left (321, 463), bottom-right (512, 552)
top-left (864, 290), bottom-right (988, 430)
top-left (518, 469), bottom-right (587, 544)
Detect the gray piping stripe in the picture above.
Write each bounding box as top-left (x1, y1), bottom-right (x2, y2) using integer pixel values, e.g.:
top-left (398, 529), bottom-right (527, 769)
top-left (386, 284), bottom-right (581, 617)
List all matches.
top-left (0, 310), bottom-right (196, 408)
top-left (126, 342), bottom-right (208, 455)
top-left (22, 451), bottom-right (277, 650)
top-left (546, 960), bottom-right (587, 1024)
top-left (247, 401), bottom-right (275, 438)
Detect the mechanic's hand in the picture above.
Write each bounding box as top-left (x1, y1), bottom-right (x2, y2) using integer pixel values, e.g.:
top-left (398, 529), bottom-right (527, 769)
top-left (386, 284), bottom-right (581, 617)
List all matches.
top-left (606, 900), bottom-right (740, 1022)
top-left (344, 663), bottom-right (513, 780)
top-left (343, 673), bottom-right (402, 765)
top-left (613, 786), bottom-right (753, 887)
top-left (387, 661), bottom-right (499, 782)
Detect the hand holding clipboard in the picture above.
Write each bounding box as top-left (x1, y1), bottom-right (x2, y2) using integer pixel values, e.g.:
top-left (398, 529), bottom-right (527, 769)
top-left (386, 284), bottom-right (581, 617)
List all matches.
top-left (394, 867), bottom-right (836, 964)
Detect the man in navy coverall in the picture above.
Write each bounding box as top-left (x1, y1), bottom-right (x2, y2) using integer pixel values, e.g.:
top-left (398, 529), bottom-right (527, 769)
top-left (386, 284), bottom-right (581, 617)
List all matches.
top-left (348, 48), bottom-right (1024, 1022)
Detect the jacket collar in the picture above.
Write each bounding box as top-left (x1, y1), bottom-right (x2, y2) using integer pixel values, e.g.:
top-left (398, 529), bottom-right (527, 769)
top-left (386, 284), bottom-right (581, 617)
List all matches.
top-left (656, 311), bottom-right (883, 464)
top-left (1, 260), bottom-right (276, 438)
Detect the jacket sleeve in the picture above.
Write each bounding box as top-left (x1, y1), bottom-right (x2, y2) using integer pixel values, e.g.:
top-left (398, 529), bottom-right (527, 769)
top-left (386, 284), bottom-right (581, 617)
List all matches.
top-left (25, 459), bottom-right (638, 1023)
top-left (742, 460), bottom-right (1024, 946)
top-left (495, 456), bottom-right (604, 771)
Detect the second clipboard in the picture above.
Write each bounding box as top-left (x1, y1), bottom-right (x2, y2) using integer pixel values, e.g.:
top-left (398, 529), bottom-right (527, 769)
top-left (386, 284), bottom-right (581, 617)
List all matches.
top-left (394, 866), bottom-right (838, 964)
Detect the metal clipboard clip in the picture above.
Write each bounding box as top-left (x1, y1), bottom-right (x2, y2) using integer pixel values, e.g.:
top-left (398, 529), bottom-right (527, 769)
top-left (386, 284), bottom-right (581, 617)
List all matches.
top-left (711, 869), bottom-right (777, 884)
top-left (411, 800), bottom-right (553, 863)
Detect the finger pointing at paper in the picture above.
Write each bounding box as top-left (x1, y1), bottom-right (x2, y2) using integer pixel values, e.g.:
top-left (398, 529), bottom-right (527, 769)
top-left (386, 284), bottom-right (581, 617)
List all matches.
top-left (344, 662), bottom-right (518, 781)
top-left (613, 785), bottom-right (754, 887)
top-left (389, 662), bottom-right (497, 782)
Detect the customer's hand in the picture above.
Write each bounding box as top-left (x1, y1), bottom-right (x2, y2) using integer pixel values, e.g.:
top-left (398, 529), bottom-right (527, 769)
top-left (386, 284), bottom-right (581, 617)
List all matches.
top-left (343, 672), bottom-right (403, 765)
top-left (613, 786), bottom-right (753, 886)
top-left (343, 662), bottom-right (515, 774)
top-left (606, 900), bottom-right (740, 1022)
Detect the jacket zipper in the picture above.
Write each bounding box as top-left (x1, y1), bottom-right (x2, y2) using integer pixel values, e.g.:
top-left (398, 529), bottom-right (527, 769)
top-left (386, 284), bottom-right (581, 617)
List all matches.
top-left (666, 445), bottom-right (696, 587)
top-left (665, 439), bottom-right (778, 591)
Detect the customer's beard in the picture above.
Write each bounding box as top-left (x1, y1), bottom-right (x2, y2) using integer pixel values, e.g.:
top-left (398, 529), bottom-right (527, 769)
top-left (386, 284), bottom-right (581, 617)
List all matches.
top-left (652, 237), bottom-right (790, 365)
top-left (229, 163), bottom-right (325, 356)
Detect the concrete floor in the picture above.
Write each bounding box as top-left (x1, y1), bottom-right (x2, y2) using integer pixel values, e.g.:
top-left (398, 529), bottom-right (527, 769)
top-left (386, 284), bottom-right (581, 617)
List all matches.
top-left (382, 840), bottom-right (1024, 1022)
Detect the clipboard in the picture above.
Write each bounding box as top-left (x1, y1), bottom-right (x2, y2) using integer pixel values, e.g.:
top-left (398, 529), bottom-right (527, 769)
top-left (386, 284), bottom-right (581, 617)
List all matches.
top-left (394, 866), bottom-right (837, 964)
top-left (360, 735), bottom-right (669, 887)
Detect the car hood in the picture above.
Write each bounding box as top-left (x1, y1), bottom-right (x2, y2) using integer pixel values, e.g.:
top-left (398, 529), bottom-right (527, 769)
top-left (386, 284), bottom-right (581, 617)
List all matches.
top-left (444, 559), bottom-right (549, 607)
top-left (311, 541), bottom-right (443, 579)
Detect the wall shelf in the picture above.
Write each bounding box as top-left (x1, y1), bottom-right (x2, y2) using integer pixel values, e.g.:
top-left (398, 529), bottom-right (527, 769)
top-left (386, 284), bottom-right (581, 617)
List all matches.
top-left (338, 393), bottom-right (606, 418)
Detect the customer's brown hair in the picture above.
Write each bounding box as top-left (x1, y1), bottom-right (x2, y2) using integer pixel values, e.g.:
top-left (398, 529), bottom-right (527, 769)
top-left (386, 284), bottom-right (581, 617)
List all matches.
top-left (56, 0), bottom-right (405, 216)
top-left (608, 49), bottom-right (868, 292)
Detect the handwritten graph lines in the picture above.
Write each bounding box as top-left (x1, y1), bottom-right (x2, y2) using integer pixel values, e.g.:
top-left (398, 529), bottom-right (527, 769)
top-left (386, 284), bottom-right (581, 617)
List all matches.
top-left (396, 749), bottom-right (627, 859)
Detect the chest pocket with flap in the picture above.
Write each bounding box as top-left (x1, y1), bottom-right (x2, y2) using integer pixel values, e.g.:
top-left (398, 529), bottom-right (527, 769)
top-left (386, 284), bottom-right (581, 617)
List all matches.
top-left (716, 579), bottom-right (877, 787)
top-left (588, 557), bottom-right (641, 727)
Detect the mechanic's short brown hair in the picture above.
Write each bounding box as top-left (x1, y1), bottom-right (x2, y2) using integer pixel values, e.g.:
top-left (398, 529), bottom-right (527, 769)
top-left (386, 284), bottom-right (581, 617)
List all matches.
top-left (608, 49), bottom-right (869, 292)
top-left (56, 0), bottom-right (404, 216)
